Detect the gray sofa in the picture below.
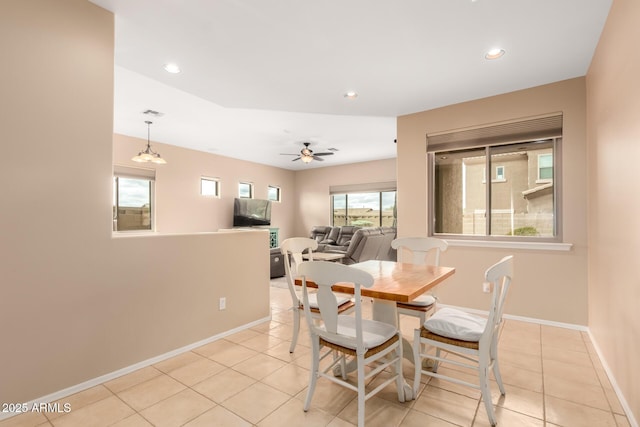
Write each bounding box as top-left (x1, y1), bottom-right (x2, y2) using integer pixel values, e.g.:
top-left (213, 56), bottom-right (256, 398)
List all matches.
top-left (310, 225), bottom-right (397, 265)
top-left (310, 225), bottom-right (361, 252)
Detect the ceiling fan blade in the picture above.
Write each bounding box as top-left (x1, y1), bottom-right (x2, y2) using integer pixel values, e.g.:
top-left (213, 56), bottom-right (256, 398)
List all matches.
top-left (280, 153), bottom-right (300, 156)
top-left (314, 152), bottom-right (334, 156)
top-left (312, 156), bottom-right (325, 161)
top-left (292, 157), bottom-right (301, 162)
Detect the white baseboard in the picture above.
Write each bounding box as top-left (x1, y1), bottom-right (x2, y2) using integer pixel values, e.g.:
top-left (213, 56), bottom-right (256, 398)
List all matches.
top-left (438, 303), bottom-right (589, 331)
top-left (439, 303), bottom-right (636, 426)
top-left (0, 316), bottom-right (272, 422)
top-left (587, 330), bottom-right (639, 427)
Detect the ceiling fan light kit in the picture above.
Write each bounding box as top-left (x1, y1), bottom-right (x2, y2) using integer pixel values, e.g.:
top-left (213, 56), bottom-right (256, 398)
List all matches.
top-left (281, 142), bottom-right (334, 163)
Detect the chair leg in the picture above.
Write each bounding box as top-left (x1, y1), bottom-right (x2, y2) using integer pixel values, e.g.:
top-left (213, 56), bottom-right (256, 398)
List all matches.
top-left (480, 366), bottom-right (496, 426)
top-left (304, 338), bottom-right (320, 412)
top-left (289, 306), bottom-right (300, 353)
top-left (432, 348), bottom-right (441, 372)
top-left (339, 351), bottom-right (347, 380)
top-left (357, 353), bottom-right (365, 427)
top-left (491, 338), bottom-right (506, 395)
top-left (412, 329), bottom-right (422, 398)
top-left (395, 340), bottom-right (405, 403)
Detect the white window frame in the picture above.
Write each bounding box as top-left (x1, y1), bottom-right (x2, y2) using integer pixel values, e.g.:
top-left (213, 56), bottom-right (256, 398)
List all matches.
top-left (482, 165), bottom-right (506, 183)
top-left (238, 181), bottom-right (253, 199)
top-left (537, 153), bottom-right (553, 183)
top-left (329, 185), bottom-right (397, 228)
top-left (113, 165), bottom-right (156, 233)
top-left (201, 177), bottom-right (220, 198)
top-left (267, 185), bottom-right (281, 202)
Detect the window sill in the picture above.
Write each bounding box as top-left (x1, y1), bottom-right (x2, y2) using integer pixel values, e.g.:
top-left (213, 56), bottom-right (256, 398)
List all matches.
top-left (445, 239), bottom-right (572, 251)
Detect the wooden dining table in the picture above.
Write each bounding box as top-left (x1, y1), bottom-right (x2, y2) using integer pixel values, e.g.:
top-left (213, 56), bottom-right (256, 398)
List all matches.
top-left (295, 259), bottom-right (455, 400)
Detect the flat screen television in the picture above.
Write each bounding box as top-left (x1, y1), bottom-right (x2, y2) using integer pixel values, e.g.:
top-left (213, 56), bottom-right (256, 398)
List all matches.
top-left (233, 198), bottom-right (272, 227)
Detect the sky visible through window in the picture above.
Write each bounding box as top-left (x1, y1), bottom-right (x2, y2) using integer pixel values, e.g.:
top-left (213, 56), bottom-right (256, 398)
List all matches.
top-left (117, 178), bottom-right (150, 207)
top-left (333, 192), bottom-right (396, 210)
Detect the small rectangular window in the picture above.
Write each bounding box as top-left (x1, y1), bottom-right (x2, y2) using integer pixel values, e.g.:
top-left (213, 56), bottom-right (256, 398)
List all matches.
top-left (201, 177), bottom-right (220, 197)
top-left (268, 185), bottom-right (281, 202)
top-left (238, 182), bottom-right (253, 198)
top-left (495, 165), bottom-right (505, 181)
top-left (538, 154), bottom-right (553, 181)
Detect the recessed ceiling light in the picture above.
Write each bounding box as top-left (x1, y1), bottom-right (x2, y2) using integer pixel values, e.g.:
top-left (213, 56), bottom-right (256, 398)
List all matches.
top-left (163, 63), bottom-right (181, 73)
top-left (344, 91), bottom-right (358, 99)
top-left (485, 48), bottom-right (505, 60)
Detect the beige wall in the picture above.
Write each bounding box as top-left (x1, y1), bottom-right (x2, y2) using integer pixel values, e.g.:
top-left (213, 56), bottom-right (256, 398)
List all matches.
top-left (292, 158), bottom-right (397, 236)
top-left (3, 0), bottom-right (637, 421)
top-left (587, 0), bottom-right (640, 421)
top-left (397, 78), bottom-right (589, 325)
top-left (0, 0), bottom-right (269, 405)
top-left (113, 134), bottom-right (296, 241)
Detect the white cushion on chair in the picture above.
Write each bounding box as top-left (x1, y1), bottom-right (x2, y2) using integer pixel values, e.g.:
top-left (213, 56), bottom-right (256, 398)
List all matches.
top-left (402, 294), bottom-right (436, 307)
top-left (423, 307), bottom-right (486, 341)
top-left (334, 315), bottom-right (398, 349)
top-left (306, 293), bottom-right (351, 309)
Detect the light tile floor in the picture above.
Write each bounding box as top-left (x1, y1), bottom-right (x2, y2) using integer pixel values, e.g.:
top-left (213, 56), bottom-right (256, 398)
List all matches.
top-left (1, 279), bottom-right (631, 427)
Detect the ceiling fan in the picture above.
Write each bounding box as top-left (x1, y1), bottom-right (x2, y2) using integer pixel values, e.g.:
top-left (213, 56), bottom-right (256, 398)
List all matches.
top-left (280, 142), bottom-right (335, 163)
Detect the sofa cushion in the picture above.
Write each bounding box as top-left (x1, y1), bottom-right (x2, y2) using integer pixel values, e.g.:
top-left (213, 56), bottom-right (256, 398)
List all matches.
top-left (336, 226), bottom-right (360, 246)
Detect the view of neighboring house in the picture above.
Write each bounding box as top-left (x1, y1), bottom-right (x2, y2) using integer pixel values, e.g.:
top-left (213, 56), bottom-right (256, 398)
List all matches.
top-left (435, 141), bottom-right (555, 237)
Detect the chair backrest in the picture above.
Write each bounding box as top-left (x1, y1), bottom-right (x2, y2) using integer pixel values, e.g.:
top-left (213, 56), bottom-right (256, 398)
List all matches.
top-left (298, 261), bottom-right (374, 350)
top-left (391, 237), bottom-right (448, 266)
top-left (482, 255), bottom-right (514, 346)
top-left (281, 238), bottom-right (319, 304)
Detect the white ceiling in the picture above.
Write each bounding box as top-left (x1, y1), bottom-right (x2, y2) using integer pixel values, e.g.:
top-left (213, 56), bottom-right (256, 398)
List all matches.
top-left (90, 0), bottom-right (612, 170)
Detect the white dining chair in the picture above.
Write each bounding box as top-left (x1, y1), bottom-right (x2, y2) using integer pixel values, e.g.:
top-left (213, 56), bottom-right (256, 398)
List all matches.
top-left (412, 255), bottom-right (514, 426)
top-left (280, 237), bottom-right (355, 353)
top-left (298, 261), bottom-right (405, 427)
top-left (391, 237), bottom-right (448, 324)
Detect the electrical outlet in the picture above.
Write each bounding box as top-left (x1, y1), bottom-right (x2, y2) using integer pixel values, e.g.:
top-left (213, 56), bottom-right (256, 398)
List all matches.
top-left (219, 297), bottom-right (226, 310)
top-left (482, 282), bottom-right (492, 293)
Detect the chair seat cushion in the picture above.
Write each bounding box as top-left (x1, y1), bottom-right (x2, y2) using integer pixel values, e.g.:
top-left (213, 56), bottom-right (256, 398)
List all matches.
top-left (423, 307), bottom-right (486, 342)
top-left (334, 315), bottom-right (398, 349)
top-left (401, 294), bottom-right (436, 307)
top-left (306, 293), bottom-right (351, 309)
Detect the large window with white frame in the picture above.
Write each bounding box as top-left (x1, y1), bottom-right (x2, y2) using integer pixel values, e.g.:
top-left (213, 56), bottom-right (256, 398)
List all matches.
top-left (428, 115), bottom-right (562, 241)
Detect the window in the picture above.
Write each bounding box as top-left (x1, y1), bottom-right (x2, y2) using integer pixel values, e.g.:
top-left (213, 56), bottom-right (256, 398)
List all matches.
top-left (268, 185), bottom-right (281, 202)
top-left (238, 182), bottom-right (253, 198)
top-left (538, 154), bottom-right (553, 181)
top-left (428, 114), bottom-right (562, 241)
top-left (331, 191), bottom-right (396, 227)
top-left (201, 177), bottom-right (220, 197)
top-left (113, 166), bottom-right (155, 232)
top-left (481, 165), bottom-right (506, 183)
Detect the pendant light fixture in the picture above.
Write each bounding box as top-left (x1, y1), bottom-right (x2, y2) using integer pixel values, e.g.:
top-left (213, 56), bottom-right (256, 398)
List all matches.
top-left (132, 120), bottom-right (167, 164)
